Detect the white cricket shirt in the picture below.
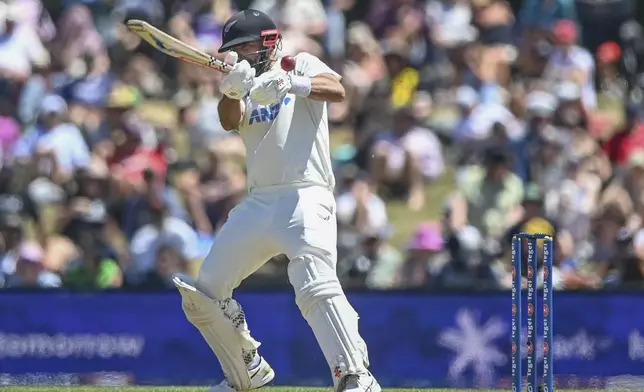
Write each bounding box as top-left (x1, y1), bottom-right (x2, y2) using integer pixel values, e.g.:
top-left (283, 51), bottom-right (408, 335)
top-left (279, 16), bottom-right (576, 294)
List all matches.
top-left (237, 53), bottom-right (339, 191)
top-left (545, 46), bottom-right (597, 110)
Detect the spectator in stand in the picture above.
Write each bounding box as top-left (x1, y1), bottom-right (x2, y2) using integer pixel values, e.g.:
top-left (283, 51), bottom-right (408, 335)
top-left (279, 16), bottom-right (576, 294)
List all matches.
top-left (194, 151), bottom-right (246, 232)
top-left (544, 19), bottom-right (597, 111)
top-left (62, 232), bottom-right (122, 290)
top-left (128, 195), bottom-right (200, 284)
top-left (134, 244), bottom-right (189, 290)
top-left (49, 3), bottom-right (106, 73)
top-left (0, 2), bottom-right (50, 97)
top-left (332, 21), bottom-right (387, 124)
top-left (371, 106), bottom-right (444, 210)
top-left (596, 41), bottom-right (625, 99)
top-left (0, 0), bottom-right (638, 292)
top-left (3, 241), bottom-right (61, 288)
top-left (0, 98), bottom-right (21, 164)
top-left (0, 214), bottom-right (26, 286)
top-left (603, 103), bottom-right (644, 166)
top-left (519, 0), bottom-right (578, 33)
top-left (344, 224), bottom-right (403, 290)
top-left (453, 85), bottom-right (521, 142)
top-left (398, 222), bottom-right (446, 288)
top-left (545, 231), bottom-right (599, 289)
top-left (449, 148), bottom-right (524, 239)
top-left (13, 94), bottom-right (90, 186)
top-left (251, 0), bottom-right (328, 57)
top-left (46, 159), bottom-right (118, 273)
top-left (426, 0), bottom-right (476, 52)
top-left (337, 171), bottom-right (389, 239)
top-left (518, 0), bottom-right (578, 77)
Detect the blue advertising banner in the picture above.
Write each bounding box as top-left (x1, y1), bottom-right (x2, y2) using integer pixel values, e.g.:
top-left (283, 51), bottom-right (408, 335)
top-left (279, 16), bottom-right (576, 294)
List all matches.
top-left (1, 291), bottom-right (644, 388)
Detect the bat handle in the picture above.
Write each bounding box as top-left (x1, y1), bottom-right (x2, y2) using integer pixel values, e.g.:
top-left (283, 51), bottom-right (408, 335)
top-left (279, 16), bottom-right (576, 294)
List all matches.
top-left (223, 52), bottom-right (238, 70)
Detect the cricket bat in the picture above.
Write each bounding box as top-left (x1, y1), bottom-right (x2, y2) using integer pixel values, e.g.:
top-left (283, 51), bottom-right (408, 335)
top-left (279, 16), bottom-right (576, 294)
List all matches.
top-left (126, 19), bottom-right (234, 73)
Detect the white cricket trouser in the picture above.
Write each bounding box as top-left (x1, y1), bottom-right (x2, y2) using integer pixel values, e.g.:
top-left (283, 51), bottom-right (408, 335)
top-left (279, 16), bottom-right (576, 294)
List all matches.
top-left (196, 185), bottom-right (370, 387)
top-left (198, 185), bottom-right (335, 297)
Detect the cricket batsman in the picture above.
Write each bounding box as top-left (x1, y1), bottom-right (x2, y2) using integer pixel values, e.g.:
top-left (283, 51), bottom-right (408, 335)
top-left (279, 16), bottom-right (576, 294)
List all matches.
top-left (172, 9), bottom-right (381, 392)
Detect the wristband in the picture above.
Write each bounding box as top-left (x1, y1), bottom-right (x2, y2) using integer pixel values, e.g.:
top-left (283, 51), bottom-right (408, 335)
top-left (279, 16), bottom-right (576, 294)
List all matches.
top-left (289, 75), bottom-right (312, 97)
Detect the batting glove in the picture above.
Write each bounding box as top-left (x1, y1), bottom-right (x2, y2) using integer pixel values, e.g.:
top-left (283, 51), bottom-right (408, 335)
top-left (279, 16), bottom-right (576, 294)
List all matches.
top-left (219, 56), bottom-right (256, 100)
top-left (249, 69), bottom-right (292, 105)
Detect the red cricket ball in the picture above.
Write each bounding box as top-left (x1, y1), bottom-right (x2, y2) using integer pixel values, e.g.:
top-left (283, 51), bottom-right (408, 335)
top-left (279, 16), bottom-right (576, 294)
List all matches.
top-left (281, 56), bottom-right (296, 71)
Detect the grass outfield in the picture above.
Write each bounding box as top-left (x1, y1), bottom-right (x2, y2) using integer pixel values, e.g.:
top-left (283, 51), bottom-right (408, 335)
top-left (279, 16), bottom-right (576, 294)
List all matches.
top-left (0, 388), bottom-right (607, 392)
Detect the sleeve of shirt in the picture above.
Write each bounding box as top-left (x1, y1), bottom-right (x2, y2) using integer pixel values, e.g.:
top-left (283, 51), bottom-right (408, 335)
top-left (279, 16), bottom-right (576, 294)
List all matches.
top-left (294, 53), bottom-right (341, 80)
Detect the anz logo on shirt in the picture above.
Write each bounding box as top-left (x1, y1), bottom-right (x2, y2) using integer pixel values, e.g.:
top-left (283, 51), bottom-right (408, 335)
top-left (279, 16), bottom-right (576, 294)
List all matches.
top-left (248, 97), bottom-right (292, 125)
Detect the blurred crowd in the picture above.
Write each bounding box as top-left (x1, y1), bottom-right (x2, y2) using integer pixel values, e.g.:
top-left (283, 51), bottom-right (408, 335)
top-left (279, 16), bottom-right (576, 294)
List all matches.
top-left (0, 0), bottom-right (643, 291)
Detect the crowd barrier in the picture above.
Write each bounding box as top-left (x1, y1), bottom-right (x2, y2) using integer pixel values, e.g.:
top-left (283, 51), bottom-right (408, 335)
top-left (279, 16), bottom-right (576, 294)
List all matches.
top-left (1, 290), bottom-right (644, 388)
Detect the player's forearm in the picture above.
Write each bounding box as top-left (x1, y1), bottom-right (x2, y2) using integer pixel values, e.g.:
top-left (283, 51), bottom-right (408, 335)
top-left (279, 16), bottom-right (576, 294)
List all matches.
top-left (292, 74), bottom-right (345, 103)
top-left (218, 96), bottom-right (244, 130)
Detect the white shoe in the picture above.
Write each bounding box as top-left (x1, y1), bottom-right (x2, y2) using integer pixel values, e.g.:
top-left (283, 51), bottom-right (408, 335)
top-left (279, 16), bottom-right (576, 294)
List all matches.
top-left (207, 357), bottom-right (275, 392)
top-left (338, 371), bottom-right (381, 392)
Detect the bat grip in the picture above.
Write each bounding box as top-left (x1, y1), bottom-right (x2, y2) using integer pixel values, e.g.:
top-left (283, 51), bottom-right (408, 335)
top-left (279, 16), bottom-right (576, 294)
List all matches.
top-left (221, 52), bottom-right (238, 73)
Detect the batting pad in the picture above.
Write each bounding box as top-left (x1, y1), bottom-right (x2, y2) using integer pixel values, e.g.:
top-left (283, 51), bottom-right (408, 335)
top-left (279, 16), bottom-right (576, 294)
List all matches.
top-left (173, 273), bottom-right (260, 390)
top-left (288, 256), bottom-right (369, 389)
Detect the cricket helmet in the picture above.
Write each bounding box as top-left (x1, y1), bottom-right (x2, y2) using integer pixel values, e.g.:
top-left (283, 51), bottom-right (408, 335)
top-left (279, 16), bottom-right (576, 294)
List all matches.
top-left (219, 9), bottom-right (281, 74)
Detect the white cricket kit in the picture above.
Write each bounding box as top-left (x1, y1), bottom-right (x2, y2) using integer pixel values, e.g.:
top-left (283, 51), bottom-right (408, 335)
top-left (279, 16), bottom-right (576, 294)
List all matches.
top-left (176, 53), bottom-right (371, 391)
top-left (241, 54), bottom-right (336, 192)
top-left (201, 52), bottom-right (339, 293)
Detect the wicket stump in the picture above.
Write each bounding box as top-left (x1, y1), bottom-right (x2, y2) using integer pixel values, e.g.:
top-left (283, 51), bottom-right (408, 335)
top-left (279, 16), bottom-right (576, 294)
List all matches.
top-left (511, 232), bottom-right (554, 392)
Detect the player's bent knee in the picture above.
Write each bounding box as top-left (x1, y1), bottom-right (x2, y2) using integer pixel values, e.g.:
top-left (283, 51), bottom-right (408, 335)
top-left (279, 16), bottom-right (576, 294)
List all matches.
top-left (196, 263), bottom-right (239, 300)
top-left (287, 254), bottom-right (343, 315)
top-left (172, 273), bottom-right (259, 390)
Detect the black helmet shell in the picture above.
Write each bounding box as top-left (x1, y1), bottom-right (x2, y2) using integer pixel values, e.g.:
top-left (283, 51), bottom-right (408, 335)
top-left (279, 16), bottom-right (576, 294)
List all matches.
top-left (219, 9), bottom-right (279, 53)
